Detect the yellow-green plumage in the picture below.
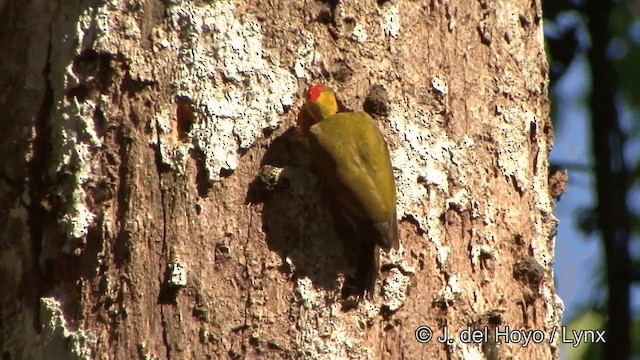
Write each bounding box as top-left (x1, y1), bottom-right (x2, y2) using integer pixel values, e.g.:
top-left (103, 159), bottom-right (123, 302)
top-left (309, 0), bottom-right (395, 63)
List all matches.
top-left (303, 84), bottom-right (399, 295)
top-left (308, 112), bottom-right (398, 250)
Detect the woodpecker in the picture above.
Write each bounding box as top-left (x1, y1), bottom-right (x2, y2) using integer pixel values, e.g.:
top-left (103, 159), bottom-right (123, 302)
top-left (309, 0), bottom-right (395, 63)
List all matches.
top-left (301, 84), bottom-right (399, 295)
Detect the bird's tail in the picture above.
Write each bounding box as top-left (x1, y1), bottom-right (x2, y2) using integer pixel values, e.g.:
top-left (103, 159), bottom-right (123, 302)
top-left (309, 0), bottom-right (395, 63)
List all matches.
top-left (357, 240), bottom-right (380, 297)
top-left (372, 209), bottom-right (399, 251)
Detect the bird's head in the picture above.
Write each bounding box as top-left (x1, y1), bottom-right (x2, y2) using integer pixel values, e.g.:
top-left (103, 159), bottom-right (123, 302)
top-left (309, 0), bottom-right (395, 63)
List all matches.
top-left (304, 84), bottom-right (338, 123)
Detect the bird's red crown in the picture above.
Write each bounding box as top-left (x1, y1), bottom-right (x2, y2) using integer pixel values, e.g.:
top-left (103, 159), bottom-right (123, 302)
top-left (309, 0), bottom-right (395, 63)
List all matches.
top-left (308, 84), bottom-right (325, 103)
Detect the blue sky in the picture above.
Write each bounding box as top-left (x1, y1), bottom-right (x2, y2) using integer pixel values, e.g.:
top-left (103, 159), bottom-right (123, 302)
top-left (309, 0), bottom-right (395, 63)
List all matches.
top-left (551, 54), bottom-right (640, 322)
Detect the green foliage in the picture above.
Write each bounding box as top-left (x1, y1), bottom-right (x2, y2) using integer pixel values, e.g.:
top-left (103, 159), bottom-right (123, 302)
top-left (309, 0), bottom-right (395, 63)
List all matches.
top-left (632, 318), bottom-right (640, 355)
top-left (562, 310), bottom-right (606, 360)
top-left (574, 205), bottom-right (599, 236)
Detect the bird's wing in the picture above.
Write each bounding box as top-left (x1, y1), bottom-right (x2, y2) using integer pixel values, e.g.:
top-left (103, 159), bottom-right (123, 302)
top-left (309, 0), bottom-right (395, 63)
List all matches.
top-left (309, 112), bottom-right (397, 248)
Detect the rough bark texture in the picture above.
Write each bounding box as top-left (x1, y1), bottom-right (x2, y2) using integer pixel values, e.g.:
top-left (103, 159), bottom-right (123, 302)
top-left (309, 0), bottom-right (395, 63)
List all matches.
top-left (0, 0), bottom-right (560, 359)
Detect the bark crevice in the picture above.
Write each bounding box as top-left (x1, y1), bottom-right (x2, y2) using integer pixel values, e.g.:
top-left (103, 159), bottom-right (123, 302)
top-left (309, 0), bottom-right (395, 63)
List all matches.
top-left (27, 35), bottom-right (54, 332)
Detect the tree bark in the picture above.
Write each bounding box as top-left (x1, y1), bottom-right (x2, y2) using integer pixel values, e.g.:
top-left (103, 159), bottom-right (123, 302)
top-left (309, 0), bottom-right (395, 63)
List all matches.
top-left (0, 0), bottom-right (561, 359)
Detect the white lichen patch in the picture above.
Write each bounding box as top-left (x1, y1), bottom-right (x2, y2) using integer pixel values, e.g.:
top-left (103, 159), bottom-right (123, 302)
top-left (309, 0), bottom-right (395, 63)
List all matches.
top-left (381, 5), bottom-right (401, 38)
top-left (470, 244), bottom-right (498, 270)
top-left (49, 97), bottom-right (101, 242)
top-left (41, 297), bottom-right (94, 359)
top-left (44, 0), bottom-right (299, 244)
top-left (168, 260), bottom-right (187, 287)
top-left (549, 293), bottom-right (564, 348)
top-left (293, 278), bottom-right (371, 359)
top-left (436, 274), bottom-right (462, 307)
top-left (350, 23), bottom-right (369, 43)
top-left (387, 100), bottom-right (454, 265)
top-left (389, 104), bottom-right (451, 221)
top-left (531, 226), bottom-right (555, 270)
top-left (43, 1), bottom-right (120, 244)
top-left (294, 32), bottom-right (322, 80)
top-left (165, 2), bottom-right (296, 181)
top-left (528, 111), bottom-right (556, 266)
top-left (455, 340), bottom-right (485, 360)
top-left (295, 277), bottom-right (321, 308)
top-left (495, 102), bottom-right (561, 342)
top-left (382, 268), bottom-right (411, 311)
top-left (495, 108), bottom-right (535, 191)
top-left (431, 75), bottom-right (449, 96)
top-left (446, 188), bottom-right (469, 211)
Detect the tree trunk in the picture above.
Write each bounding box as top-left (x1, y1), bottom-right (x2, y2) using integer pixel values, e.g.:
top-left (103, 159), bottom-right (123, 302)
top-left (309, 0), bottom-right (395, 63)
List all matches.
top-left (0, 0), bottom-right (561, 359)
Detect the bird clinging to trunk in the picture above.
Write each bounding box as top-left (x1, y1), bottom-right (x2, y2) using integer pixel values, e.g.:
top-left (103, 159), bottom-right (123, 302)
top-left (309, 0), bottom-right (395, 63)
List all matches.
top-left (301, 84), bottom-right (399, 296)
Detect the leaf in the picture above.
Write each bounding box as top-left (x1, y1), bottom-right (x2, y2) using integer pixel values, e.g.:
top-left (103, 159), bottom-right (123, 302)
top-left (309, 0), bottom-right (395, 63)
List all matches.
top-left (562, 310), bottom-right (606, 360)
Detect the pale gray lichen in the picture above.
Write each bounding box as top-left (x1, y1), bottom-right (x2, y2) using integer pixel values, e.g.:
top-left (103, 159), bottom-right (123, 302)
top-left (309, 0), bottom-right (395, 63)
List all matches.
top-left (168, 261), bottom-right (187, 287)
top-left (446, 189), bottom-right (469, 210)
top-left (350, 23), bottom-right (369, 43)
top-left (360, 301), bottom-right (380, 322)
top-left (294, 32), bottom-right (322, 80)
top-left (431, 75), bottom-right (449, 96)
top-left (49, 94), bottom-right (102, 243)
top-left (293, 278), bottom-right (371, 359)
top-left (388, 101), bottom-right (452, 228)
top-left (166, 2), bottom-right (297, 181)
top-left (548, 293), bottom-right (564, 348)
top-left (495, 100), bottom-right (561, 341)
top-left (495, 108), bottom-right (536, 191)
top-left (436, 274), bottom-right (462, 308)
top-left (42, 1), bottom-right (117, 244)
top-left (470, 244), bottom-right (498, 271)
top-left (498, 108), bottom-right (556, 265)
top-left (381, 5), bottom-right (401, 38)
top-left (455, 340), bottom-right (484, 360)
top-left (41, 297), bottom-right (94, 360)
top-left (382, 268), bottom-right (411, 311)
top-left (387, 99), bottom-right (454, 268)
top-left (295, 278), bottom-right (320, 308)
